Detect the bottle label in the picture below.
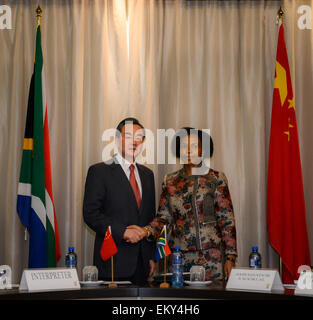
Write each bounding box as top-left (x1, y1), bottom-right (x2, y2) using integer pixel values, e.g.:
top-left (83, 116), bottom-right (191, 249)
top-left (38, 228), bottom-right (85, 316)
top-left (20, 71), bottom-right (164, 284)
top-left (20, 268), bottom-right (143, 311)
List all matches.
top-left (250, 257), bottom-right (261, 268)
top-left (66, 255), bottom-right (77, 268)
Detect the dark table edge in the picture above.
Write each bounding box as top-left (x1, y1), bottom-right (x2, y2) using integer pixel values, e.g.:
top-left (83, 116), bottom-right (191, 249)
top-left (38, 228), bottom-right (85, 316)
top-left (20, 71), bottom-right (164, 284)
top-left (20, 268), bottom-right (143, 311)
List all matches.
top-left (138, 287), bottom-right (313, 300)
top-left (0, 286), bottom-right (312, 300)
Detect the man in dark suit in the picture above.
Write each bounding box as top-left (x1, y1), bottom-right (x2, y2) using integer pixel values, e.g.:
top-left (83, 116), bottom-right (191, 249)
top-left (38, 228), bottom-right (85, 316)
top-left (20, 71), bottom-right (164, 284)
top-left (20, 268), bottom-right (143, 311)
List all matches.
top-left (83, 118), bottom-right (155, 285)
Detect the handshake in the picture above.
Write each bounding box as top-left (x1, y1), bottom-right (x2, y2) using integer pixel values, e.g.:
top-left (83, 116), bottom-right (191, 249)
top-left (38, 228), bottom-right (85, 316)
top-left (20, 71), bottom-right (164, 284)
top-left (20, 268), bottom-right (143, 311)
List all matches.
top-left (123, 225), bottom-right (149, 243)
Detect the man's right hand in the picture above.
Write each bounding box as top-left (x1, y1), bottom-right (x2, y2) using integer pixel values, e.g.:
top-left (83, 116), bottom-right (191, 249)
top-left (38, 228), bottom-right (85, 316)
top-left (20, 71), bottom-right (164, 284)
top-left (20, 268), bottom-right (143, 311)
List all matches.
top-left (123, 226), bottom-right (145, 243)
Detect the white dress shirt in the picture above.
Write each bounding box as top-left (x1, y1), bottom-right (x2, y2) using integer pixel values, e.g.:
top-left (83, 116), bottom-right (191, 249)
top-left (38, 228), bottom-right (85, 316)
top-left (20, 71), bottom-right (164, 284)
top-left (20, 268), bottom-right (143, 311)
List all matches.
top-left (114, 152), bottom-right (142, 197)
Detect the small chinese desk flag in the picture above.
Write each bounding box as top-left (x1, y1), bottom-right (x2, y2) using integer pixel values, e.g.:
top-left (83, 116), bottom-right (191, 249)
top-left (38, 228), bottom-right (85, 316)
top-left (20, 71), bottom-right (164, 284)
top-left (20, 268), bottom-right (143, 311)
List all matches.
top-left (100, 226), bottom-right (118, 261)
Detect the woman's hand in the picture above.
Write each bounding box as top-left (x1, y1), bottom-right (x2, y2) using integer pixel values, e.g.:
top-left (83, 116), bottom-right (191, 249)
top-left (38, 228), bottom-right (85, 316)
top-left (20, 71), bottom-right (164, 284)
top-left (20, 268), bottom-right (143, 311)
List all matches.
top-left (224, 255), bottom-right (236, 280)
top-left (149, 259), bottom-right (155, 277)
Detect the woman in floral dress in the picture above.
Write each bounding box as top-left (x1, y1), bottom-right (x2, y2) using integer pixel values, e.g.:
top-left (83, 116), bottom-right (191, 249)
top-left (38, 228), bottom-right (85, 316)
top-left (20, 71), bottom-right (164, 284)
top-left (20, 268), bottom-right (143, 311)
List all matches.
top-left (147, 128), bottom-right (237, 281)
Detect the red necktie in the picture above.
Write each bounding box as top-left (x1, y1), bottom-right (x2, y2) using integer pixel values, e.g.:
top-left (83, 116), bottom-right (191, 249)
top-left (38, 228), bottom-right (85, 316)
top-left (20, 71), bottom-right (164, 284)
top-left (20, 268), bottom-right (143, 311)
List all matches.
top-left (129, 164), bottom-right (141, 209)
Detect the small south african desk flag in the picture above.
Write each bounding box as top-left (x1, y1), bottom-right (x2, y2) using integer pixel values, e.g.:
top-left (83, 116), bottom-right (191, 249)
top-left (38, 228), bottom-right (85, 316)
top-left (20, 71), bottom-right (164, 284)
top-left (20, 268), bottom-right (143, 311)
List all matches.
top-left (155, 225), bottom-right (171, 260)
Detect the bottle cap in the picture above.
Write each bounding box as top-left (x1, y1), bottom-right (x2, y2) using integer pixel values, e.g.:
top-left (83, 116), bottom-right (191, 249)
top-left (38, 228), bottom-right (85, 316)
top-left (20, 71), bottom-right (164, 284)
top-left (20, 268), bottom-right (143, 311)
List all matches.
top-left (252, 246), bottom-right (258, 252)
top-left (69, 247), bottom-right (74, 252)
top-left (174, 246), bottom-right (180, 251)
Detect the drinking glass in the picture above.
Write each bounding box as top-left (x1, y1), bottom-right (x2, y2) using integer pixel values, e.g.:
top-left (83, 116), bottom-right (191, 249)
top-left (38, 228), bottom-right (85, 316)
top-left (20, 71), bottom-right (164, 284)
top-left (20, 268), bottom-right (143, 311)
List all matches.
top-left (190, 266), bottom-right (205, 282)
top-left (82, 266), bottom-right (98, 282)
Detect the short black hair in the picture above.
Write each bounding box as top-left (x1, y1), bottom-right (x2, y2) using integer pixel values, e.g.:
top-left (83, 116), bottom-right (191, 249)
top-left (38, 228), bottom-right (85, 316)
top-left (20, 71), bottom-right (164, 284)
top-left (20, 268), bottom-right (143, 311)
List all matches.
top-left (116, 117), bottom-right (145, 137)
top-left (172, 127), bottom-right (214, 159)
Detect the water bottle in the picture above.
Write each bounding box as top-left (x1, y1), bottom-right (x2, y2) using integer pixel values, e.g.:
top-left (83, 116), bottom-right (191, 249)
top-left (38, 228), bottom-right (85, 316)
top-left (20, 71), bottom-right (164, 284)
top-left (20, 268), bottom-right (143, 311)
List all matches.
top-left (65, 247), bottom-right (77, 268)
top-left (171, 246), bottom-right (184, 288)
top-left (249, 246), bottom-right (262, 269)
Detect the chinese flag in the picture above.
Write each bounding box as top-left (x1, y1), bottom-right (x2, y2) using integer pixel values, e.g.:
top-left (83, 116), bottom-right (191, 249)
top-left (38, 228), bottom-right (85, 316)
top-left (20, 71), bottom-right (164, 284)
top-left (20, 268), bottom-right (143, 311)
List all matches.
top-left (100, 227), bottom-right (118, 261)
top-left (267, 24), bottom-right (311, 284)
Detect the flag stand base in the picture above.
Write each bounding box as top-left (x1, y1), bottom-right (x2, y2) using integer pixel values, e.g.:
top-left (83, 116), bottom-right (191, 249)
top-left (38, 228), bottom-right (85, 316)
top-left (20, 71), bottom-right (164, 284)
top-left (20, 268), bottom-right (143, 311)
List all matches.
top-left (160, 282), bottom-right (170, 288)
top-left (109, 282), bottom-right (118, 288)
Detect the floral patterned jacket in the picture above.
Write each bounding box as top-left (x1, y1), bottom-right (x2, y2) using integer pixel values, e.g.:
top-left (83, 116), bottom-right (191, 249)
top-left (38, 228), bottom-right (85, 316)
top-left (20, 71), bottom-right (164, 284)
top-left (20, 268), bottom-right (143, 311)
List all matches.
top-left (149, 167), bottom-right (237, 257)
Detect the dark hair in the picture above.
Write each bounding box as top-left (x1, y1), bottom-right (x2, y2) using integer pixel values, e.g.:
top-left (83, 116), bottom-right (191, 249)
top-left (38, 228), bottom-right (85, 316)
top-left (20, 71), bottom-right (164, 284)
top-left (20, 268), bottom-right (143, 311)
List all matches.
top-left (172, 127), bottom-right (214, 159)
top-left (116, 117), bottom-right (145, 137)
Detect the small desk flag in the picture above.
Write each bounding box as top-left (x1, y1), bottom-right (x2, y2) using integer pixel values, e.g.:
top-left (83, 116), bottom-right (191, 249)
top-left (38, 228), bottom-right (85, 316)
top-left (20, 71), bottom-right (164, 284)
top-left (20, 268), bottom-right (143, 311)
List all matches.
top-left (156, 225), bottom-right (171, 260)
top-left (100, 226), bottom-right (118, 261)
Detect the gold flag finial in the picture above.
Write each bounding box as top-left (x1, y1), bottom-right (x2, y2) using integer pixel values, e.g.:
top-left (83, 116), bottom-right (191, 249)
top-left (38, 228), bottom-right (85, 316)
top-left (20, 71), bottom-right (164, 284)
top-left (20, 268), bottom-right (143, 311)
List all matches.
top-left (277, 6), bottom-right (284, 25)
top-left (36, 5), bottom-right (42, 25)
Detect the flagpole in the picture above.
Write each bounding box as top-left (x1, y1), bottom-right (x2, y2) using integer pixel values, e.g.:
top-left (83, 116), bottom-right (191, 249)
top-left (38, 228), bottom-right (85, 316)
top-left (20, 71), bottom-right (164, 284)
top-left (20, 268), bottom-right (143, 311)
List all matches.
top-left (277, 6), bottom-right (284, 25)
top-left (111, 256), bottom-right (114, 281)
top-left (160, 225), bottom-right (170, 288)
top-left (108, 255), bottom-right (117, 288)
top-left (276, 5), bottom-right (284, 281)
top-left (164, 225), bottom-right (168, 282)
top-left (108, 225), bottom-right (117, 288)
top-left (36, 5), bottom-right (42, 25)
top-left (164, 255), bottom-right (167, 283)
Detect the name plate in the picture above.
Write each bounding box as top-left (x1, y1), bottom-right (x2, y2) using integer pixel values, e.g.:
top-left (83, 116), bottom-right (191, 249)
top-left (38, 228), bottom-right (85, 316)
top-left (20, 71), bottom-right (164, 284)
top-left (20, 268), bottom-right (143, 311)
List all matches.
top-left (295, 271), bottom-right (313, 296)
top-left (226, 268), bottom-right (284, 293)
top-left (19, 268), bottom-right (80, 292)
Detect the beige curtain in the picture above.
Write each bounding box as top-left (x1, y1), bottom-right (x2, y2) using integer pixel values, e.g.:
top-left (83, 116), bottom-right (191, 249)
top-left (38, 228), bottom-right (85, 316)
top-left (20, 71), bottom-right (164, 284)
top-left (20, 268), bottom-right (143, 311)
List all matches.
top-left (0, 0), bottom-right (312, 283)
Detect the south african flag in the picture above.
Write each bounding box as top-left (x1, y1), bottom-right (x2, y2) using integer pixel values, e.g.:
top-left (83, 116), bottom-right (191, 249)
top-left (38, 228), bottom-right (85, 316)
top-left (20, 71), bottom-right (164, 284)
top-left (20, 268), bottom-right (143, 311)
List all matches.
top-left (155, 225), bottom-right (171, 260)
top-left (17, 24), bottom-right (61, 268)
